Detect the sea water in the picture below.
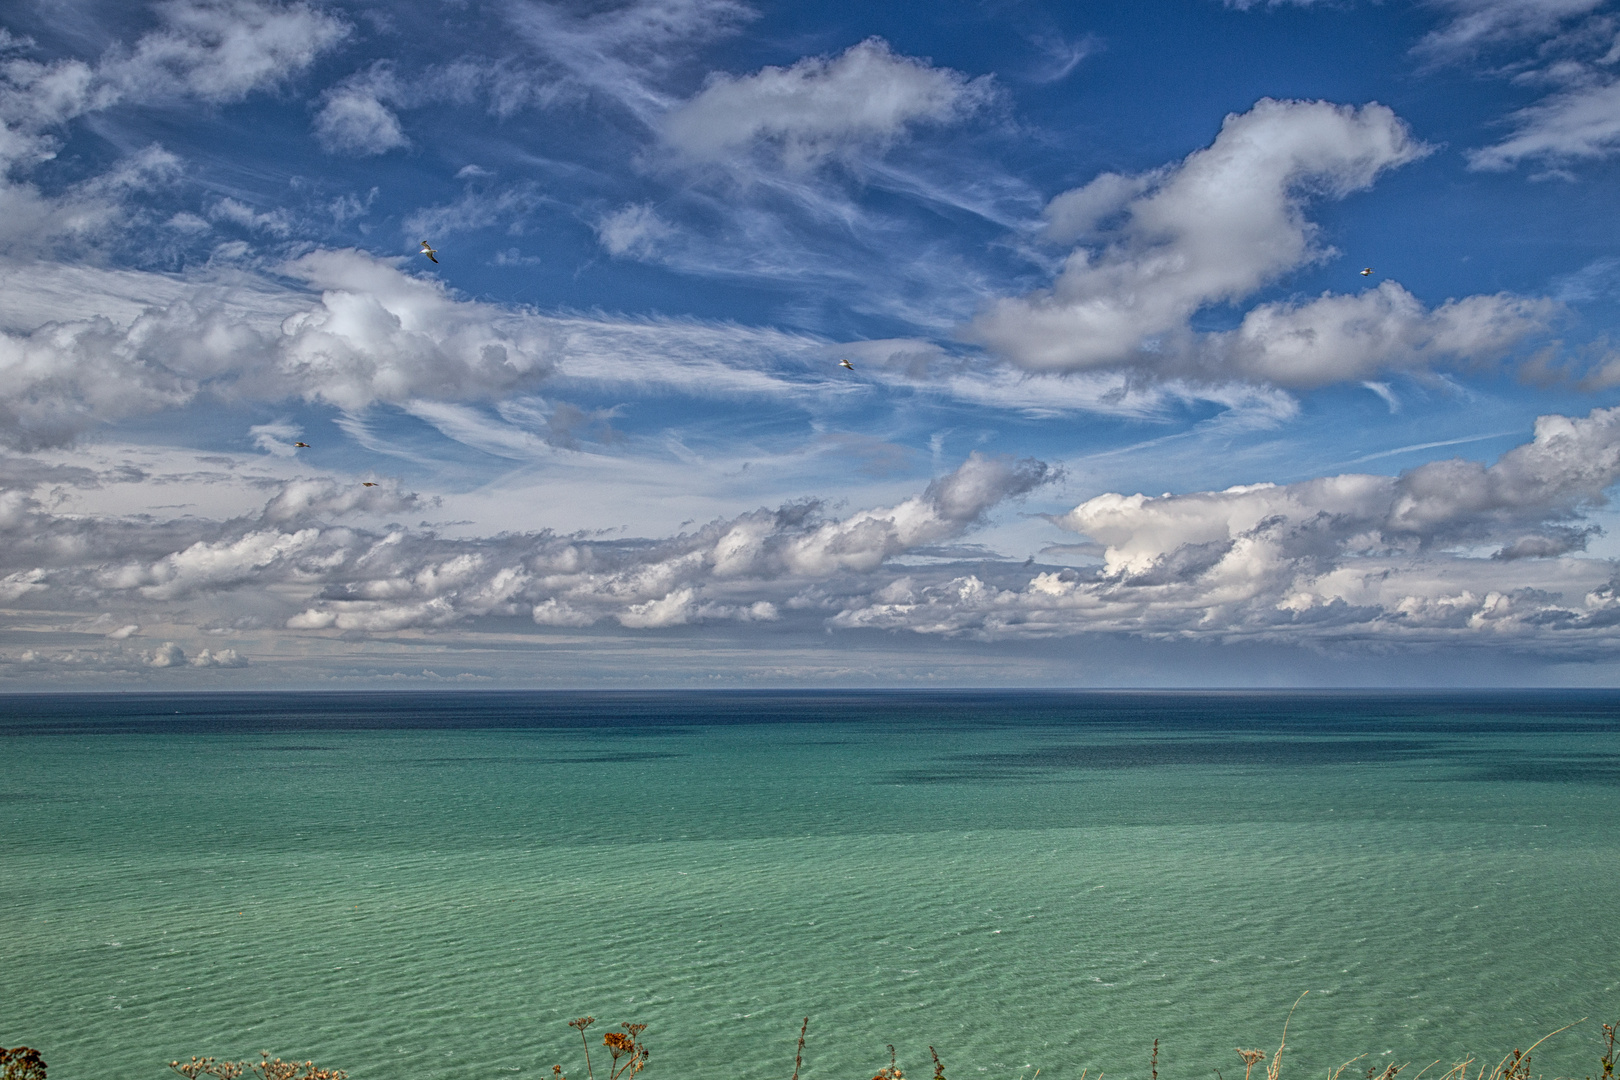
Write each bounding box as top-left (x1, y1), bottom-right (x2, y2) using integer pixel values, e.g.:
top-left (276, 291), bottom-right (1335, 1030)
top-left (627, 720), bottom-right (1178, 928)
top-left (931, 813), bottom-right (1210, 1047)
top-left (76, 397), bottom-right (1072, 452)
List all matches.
top-left (2, 692), bottom-right (1618, 1080)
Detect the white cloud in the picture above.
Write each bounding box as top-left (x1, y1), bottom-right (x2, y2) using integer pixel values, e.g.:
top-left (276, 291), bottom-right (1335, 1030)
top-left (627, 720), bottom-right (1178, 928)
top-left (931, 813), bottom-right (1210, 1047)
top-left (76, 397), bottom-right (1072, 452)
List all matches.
top-left (618, 586), bottom-right (697, 627)
top-left (1212, 281), bottom-right (1555, 386)
top-left (1404, 0), bottom-right (1620, 173)
top-left (505, 0), bottom-right (756, 124)
top-left (966, 97), bottom-right (1553, 388)
top-left (971, 98), bottom-right (1428, 372)
top-left (661, 37), bottom-right (996, 169)
top-left (190, 646), bottom-right (246, 667)
top-left (0, 250), bottom-right (1338, 455)
top-left (0, 0), bottom-right (347, 140)
top-left (209, 196), bottom-right (294, 236)
top-left (259, 477), bottom-right (421, 524)
top-left (8, 418), bottom-right (1620, 666)
top-left (1038, 169), bottom-right (1159, 245)
top-left (250, 420), bottom-right (304, 457)
top-left (0, 250), bottom-right (562, 447)
top-left (103, 0), bottom-right (348, 104)
top-left (147, 641), bottom-right (186, 667)
top-left (402, 183), bottom-right (548, 239)
top-left (0, 251), bottom-right (814, 449)
top-left (1061, 406), bottom-right (1620, 570)
top-left (131, 528), bottom-right (325, 600)
top-left (832, 405), bottom-right (1620, 648)
top-left (0, 0), bottom-right (346, 254)
top-left (313, 67), bottom-right (410, 156)
top-left (309, 56), bottom-right (575, 157)
top-left (0, 567), bottom-right (47, 601)
top-left (1414, 0), bottom-right (1604, 60)
top-left (597, 203), bottom-right (675, 257)
top-left (0, 452), bottom-right (1052, 645)
top-left (1468, 78), bottom-right (1620, 170)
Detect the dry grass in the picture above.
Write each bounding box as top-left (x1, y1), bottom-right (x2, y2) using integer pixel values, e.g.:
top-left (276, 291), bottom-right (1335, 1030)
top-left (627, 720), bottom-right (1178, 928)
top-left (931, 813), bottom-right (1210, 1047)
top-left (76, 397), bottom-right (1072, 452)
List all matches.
top-left (0, 1046), bottom-right (46, 1080)
top-left (167, 1052), bottom-right (346, 1080)
top-left (10, 999), bottom-right (1618, 1079)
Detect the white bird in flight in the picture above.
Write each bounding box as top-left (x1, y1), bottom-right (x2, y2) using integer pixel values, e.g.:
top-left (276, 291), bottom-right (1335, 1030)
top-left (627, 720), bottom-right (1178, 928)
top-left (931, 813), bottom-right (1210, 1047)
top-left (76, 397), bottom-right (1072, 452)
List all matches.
top-left (420, 240), bottom-right (438, 264)
top-left (1360, 267), bottom-right (1374, 276)
top-left (840, 358), bottom-right (855, 371)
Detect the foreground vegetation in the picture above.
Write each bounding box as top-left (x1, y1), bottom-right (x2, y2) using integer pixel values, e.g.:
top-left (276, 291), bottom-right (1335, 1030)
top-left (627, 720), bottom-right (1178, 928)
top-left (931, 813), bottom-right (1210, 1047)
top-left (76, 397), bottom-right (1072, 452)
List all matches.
top-left (3, 1000), bottom-right (1616, 1080)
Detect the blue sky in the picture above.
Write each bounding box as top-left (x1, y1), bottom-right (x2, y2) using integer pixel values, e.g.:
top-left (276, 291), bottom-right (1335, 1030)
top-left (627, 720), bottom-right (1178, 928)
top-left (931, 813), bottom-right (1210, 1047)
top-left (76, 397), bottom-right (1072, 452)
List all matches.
top-left (6, 0), bottom-right (1620, 686)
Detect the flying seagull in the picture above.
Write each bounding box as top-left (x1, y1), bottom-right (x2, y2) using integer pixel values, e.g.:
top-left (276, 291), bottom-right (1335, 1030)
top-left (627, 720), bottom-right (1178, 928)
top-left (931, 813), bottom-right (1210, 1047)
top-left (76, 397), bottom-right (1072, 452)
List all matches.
top-left (840, 358), bottom-right (855, 371)
top-left (362, 482), bottom-right (378, 487)
top-left (294, 442), bottom-right (309, 448)
top-left (1360, 267), bottom-right (1374, 276)
top-left (420, 240), bottom-right (438, 264)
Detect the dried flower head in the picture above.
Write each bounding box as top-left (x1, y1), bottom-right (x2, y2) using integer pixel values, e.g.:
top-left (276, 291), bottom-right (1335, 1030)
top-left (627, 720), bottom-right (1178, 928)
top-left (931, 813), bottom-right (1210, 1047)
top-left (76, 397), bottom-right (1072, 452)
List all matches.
top-left (1, 1047), bottom-right (47, 1080)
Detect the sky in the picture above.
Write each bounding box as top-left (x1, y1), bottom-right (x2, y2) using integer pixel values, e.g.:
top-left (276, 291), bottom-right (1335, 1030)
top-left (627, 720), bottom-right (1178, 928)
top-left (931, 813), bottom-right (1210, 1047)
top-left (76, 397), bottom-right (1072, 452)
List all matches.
top-left (7, 0), bottom-right (1620, 687)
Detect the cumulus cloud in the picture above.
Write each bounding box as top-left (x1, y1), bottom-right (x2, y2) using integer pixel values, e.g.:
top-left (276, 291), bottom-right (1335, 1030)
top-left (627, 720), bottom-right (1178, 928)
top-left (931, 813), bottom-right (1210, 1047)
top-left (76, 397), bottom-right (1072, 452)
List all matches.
top-left (966, 97), bottom-right (1553, 387)
top-left (833, 406), bottom-right (1620, 649)
top-left (969, 99), bottom-right (1428, 370)
top-left (9, 246), bottom-right (1054, 452)
top-left (1211, 281), bottom-right (1556, 387)
top-left (9, 416), bottom-right (1620, 664)
top-left (1062, 406), bottom-right (1620, 569)
top-left (146, 641), bottom-right (186, 667)
top-left (190, 646), bottom-right (246, 667)
top-left (0, 249), bottom-right (562, 447)
top-left (596, 203), bottom-right (676, 257)
top-left (259, 477), bottom-right (421, 525)
top-left (0, 453), bottom-right (1052, 646)
top-left (313, 65), bottom-right (410, 156)
top-left (661, 37), bottom-right (996, 169)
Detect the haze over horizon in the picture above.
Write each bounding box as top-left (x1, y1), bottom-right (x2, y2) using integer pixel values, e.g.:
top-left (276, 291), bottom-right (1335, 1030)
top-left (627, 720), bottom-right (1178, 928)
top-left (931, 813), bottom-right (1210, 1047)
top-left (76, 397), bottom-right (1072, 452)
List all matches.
top-left (6, 0), bottom-right (1620, 687)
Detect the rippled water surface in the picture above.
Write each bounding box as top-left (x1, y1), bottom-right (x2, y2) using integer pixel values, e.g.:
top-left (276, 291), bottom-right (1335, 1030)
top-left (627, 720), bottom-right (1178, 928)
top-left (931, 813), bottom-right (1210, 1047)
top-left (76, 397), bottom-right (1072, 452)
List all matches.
top-left (3, 692), bottom-right (1619, 1080)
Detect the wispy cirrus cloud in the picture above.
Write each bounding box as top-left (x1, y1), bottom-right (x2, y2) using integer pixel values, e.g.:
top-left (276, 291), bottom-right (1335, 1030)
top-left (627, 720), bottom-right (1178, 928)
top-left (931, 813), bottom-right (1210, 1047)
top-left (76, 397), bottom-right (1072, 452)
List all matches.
top-left (0, 0), bottom-right (347, 255)
top-left (1413, 0), bottom-right (1607, 61)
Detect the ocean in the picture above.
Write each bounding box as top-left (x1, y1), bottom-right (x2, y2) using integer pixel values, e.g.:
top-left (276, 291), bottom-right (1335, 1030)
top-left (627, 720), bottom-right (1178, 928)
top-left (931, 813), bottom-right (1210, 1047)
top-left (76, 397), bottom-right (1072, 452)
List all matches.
top-left (2, 692), bottom-right (1617, 1080)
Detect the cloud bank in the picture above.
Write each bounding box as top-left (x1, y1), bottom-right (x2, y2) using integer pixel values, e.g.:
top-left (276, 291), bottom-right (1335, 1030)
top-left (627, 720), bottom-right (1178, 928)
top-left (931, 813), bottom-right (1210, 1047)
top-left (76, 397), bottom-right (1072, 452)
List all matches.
top-left (9, 410), bottom-right (1620, 679)
top-left (839, 406), bottom-right (1620, 649)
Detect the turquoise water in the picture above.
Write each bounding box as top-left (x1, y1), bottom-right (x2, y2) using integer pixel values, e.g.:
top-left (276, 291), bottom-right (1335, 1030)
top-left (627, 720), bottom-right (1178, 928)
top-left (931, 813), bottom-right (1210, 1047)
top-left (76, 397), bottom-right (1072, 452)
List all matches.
top-left (3, 692), bottom-right (1619, 1080)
